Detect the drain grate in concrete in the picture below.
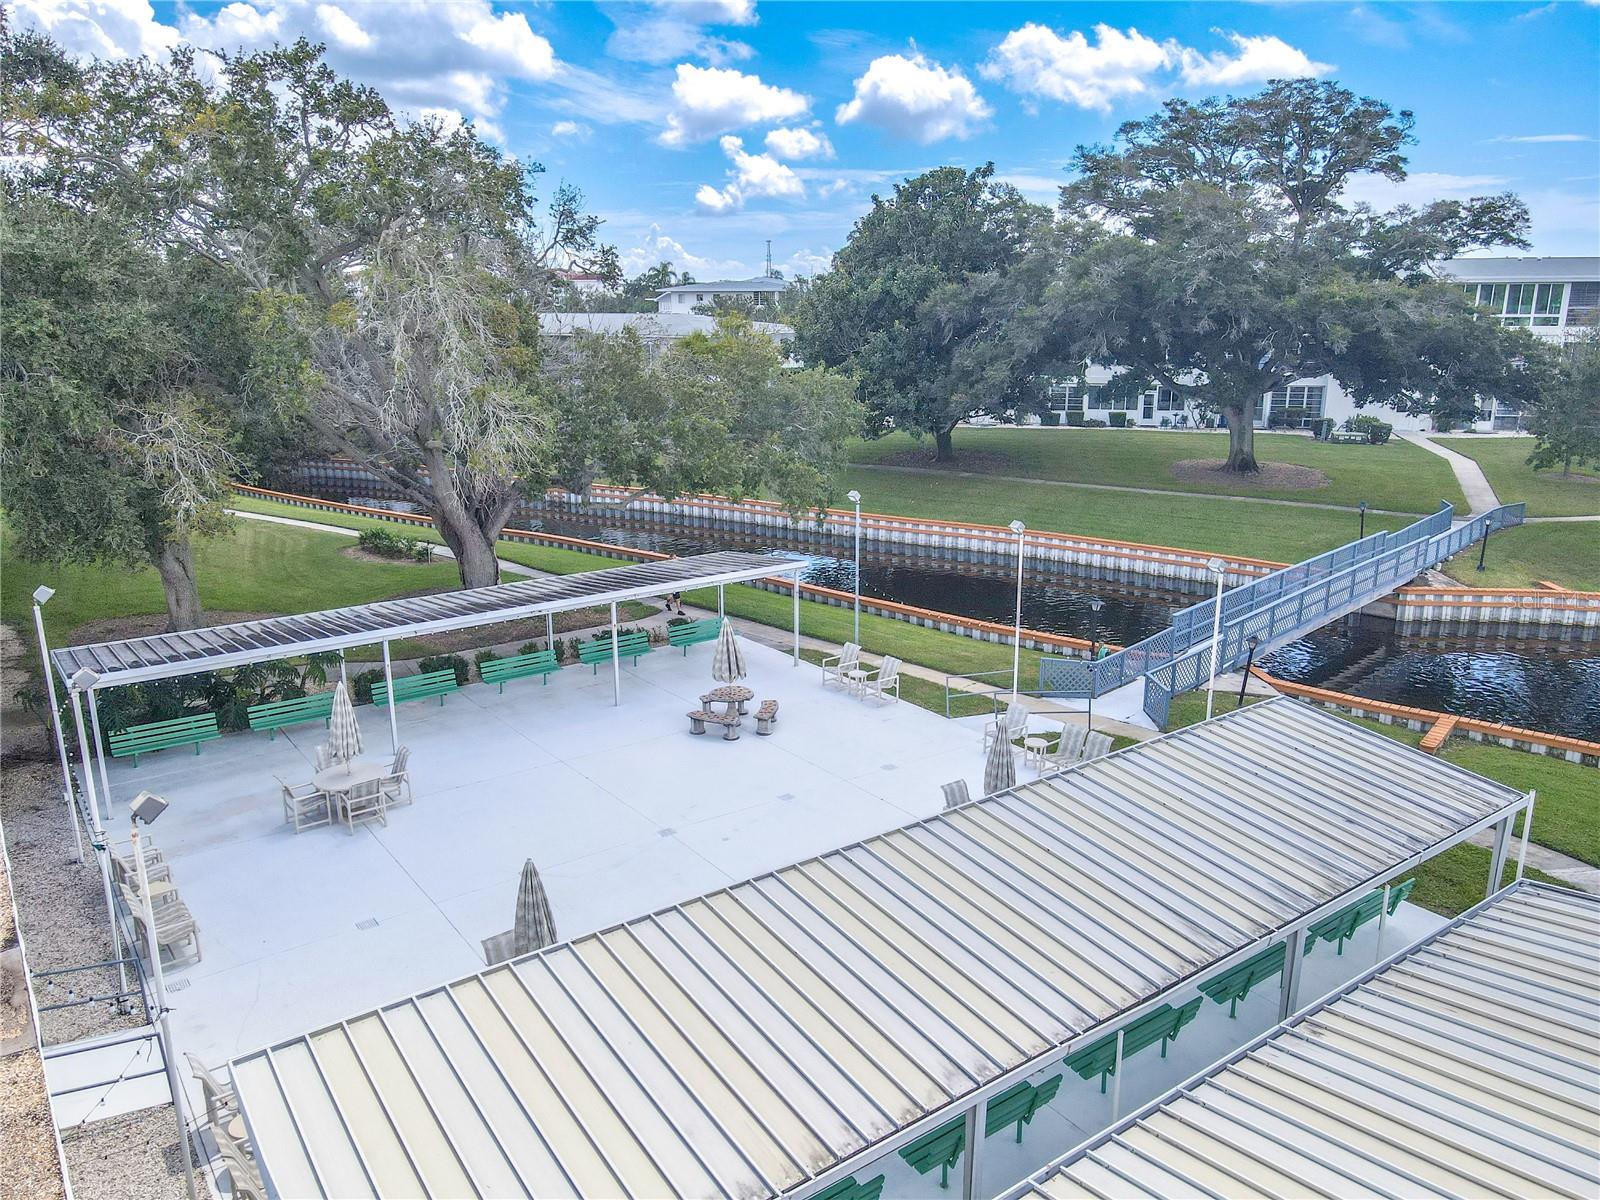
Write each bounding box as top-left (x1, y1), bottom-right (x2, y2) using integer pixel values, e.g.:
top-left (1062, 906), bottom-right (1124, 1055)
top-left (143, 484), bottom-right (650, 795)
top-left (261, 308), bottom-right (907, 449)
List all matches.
top-left (355, 917), bottom-right (379, 930)
top-left (657, 827), bottom-right (676, 837)
top-left (881, 763), bottom-right (898, 771)
top-left (165, 977), bottom-right (191, 992)
top-left (776, 792), bottom-right (795, 801)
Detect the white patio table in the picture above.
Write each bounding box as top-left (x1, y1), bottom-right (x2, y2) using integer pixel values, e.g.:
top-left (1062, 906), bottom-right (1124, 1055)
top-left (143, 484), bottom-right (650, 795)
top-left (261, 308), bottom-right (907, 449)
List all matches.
top-left (312, 759), bottom-right (389, 828)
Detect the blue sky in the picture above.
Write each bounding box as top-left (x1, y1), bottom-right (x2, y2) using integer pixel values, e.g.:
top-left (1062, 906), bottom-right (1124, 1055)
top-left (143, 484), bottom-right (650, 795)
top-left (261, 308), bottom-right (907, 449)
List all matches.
top-left (20, 1), bottom-right (1600, 279)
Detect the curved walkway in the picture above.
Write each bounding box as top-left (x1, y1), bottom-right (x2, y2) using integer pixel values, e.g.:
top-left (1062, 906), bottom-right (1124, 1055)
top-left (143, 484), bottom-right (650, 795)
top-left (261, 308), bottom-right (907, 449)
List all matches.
top-left (1396, 432), bottom-right (1500, 516)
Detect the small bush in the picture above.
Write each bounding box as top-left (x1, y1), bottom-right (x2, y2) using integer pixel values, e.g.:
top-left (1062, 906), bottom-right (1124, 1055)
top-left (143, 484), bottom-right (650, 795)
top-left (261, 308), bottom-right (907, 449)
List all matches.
top-left (1082, 417), bottom-right (1108, 428)
top-left (350, 668), bottom-right (386, 706)
top-left (1344, 414), bottom-right (1393, 444)
top-left (1108, 411), bottom-right (1128, 428)
top-left (474, 649), bottom-right (502, 678)
top-left (517, 640), bottom-right (548, 657)
top-left (357, 527), bottom-right (432, 561)
top-left (1312, 417), bottom-right (1336, 441)
top-left (665, 615), bottom-right (691, 627)
top-left (417, 654), bottom-right (471, 686)
top-left (1040, 411), bottom-right (1061, 427)
top-left (1065, 412), bottom-right (1085, 427)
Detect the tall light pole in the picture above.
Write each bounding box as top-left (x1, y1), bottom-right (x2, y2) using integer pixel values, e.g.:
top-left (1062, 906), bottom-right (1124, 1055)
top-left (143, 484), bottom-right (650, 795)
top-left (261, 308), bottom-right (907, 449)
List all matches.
top-left (1237, 635), bottom-right (1261, 709)
top-left (1086, 598), bottom-right (1104, 733)
top-left (1009, 520), bottom-right (1026, 697)
top-left (847, 490), bottom-right (862, 645)
top-left (31, 586), bottom-right (82, 862)
top-left (1204, 558), bottom-right (1227, 720)
top-left (1358, 500), bottom-right (1368, 541)
top-left (128, 791), bottom-right (200, 1200)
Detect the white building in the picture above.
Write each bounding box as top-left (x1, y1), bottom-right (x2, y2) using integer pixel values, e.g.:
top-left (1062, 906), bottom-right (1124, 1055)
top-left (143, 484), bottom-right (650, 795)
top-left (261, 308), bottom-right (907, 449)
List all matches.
top-left (655, 275), bottom-right (788, 314)
top-left (1040, 256), bottom-right (1598, 433)
top-left (552, 269), bottom-right (611, 297)
top-left (537, 310), bottom-right (793, 353)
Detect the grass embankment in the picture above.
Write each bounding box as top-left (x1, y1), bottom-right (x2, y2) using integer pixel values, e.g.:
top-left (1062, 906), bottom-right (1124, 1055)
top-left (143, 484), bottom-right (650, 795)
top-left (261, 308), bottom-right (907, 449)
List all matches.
top-left (1439, 523), bottom-right (1600, 591)
top-left (1166, 692), bottom-right (1591, 914)
top-left (1434, 437), bottom-right (1600, 517)
top-left (849, 429), bottom-right (1465, 512)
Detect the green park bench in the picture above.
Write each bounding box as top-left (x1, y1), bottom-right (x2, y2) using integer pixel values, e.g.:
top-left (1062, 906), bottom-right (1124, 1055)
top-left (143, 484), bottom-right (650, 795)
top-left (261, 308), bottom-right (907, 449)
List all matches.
top-left (479, 650), bottom-right (561, 693)
top-left (371, 668), bottom-right (460, 708)
top-left (1329, 428), bottom-right (1370, 444)
top-left (986, 1074), bottom-right (1063, 1143)
top-left (575, 630), bottom-right (654, 673)
top-left (666, 618), bottom-right (722, 655)
top-left (1305, 878), bottom-right (1415, 957)
top-left (1065, 996), bottom-right (1205, 1093)
top-left (811, 1175), bottom-right (886, 1200)
top-left (108, 713), bottom-right (221, 766)
top-left (1200, 942), bottom-right (1287, 1018)
top-left (247, 692), bottom-right (335, 740)
top-left (898, 1117), bottom-right (965, 1190)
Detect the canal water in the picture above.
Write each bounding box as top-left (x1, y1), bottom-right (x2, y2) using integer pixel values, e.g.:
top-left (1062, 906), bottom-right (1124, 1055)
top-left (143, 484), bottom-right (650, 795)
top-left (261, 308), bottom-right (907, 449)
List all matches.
top-left (328, 490), bottom-right (1600, 739)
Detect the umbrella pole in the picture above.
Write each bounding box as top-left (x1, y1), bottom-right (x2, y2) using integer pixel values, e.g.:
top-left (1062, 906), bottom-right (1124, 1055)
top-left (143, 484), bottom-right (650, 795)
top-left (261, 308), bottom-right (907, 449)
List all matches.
top-left (382, 640), bottom-right (399, 755)
top-left (610, 602), bottom-right (621, 707)
top-left (792, 578), bottom-right (800, 666)
top-left (717, 584), bottom-right (724, 619)
top-left (338, 649), bottom-right (347, 686)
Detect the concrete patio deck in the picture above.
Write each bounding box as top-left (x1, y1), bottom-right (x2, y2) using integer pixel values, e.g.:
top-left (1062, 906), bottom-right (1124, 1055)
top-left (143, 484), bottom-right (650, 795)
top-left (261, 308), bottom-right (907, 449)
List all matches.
top-left (90, 637), bottom-right (1002, 1077)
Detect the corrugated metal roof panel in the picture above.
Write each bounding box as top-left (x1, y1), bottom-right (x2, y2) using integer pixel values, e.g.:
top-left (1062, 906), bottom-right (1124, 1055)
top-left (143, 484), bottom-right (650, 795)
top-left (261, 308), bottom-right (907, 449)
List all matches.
top-left (230, 700), bottom-right (1528, 1199)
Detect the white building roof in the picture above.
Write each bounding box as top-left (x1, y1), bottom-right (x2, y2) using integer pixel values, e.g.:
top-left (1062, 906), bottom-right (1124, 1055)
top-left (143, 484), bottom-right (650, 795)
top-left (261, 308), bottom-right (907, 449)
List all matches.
top-left (537, 312), bottom-right (793, 343)
top-left (1006, 881), bottom-right (1599, 1200)
top-left (227, 700), bottom-right (1527, 1199)
top-left (657, 276), bottom-right (789, 296)
top-left (1434, 256), bottom-right (1600, 283)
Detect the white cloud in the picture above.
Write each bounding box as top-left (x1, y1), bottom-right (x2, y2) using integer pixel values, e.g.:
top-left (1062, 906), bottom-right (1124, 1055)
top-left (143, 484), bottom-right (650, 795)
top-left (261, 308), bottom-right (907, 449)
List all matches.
top-left (1342, 171), bottom-right (1512, 212)
top-left (605, 0), bottom-right (758, 65)
top-left (660, 64), bottom-right (809, 146)
top-left (315, 3), bottom-right (369, 49)
top-left (982, 23), bottom-right (1331, 111)
top-left (417, 105), bottom-right (504, 144)
top-left (1176, 32), bottom-right (1333, 86)
top-left (783, 248), bottom-right (834, 276)
top-left (993, 170), bottom-right (1066, 201)
top-left (764, 126), bottom-right (835, 160)
top-left (980, 24), bottom-right (1175, 112)
top-left (1490, 133), bottom-right (1595, 144)
top-left (836, 52), bottom-right (991, 143)
top-left (550, 119), bottom-right (591, 138)
top-left (619, 225), bottom-right (748, 277)
top-left (11, 0), bottom-right (179, 59)
top-left (696, 134), bottom-right (804, 213)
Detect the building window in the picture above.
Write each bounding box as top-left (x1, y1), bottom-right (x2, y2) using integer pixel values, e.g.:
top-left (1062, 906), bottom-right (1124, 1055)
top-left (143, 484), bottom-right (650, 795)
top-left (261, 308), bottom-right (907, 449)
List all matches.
top-left (1567, 281), bottom-right (1599, 315)
top-left (1468, 281), bottom-right (1566, 327)
top-left (696, 293), bottom-right (705, 302)
top-left (1154, 387), bottom-right (1181, 411)
top-left (1268, 384), bottom-right (1326, 423)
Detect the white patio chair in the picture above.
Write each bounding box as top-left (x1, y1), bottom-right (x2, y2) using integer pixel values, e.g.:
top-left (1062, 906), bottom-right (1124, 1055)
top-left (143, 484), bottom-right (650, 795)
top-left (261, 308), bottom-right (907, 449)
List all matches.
top-left (342, 777), bottom-right (387, 834)
top-left (1081, 731), bottom-right (1114, 762)
top-left (861, 655), bottom-right (902, 703)
top-left (821, 642), bottom-right (861, 689)
top-left (1048, 723), bottom-right (1089, 766)
top-left (108, 842), bottom-right (171, 888)
top-left (379, 746), bottom-right (412, 807)
top-left (982, 702), bottom-right (1029, 753)
top-left (277, 776), bottom-right (331, 833)
top-left (313, 744), bottom-right (331, 771)
top-left (940, 779), bottom-right (970, 810)
top-left (185, 1053), bottom-right (237, 1128)
top-left (118, 883), bottom-right (201, 966)
top-left (214, 1126), bottom-right (266, 1200)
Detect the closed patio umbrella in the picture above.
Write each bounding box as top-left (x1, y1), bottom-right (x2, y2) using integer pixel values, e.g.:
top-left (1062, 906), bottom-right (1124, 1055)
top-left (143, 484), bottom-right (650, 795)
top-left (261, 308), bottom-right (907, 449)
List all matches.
top-left (327, 682), bottom-right (363, 765)
top-left (512, 859), bottom-right (558, 956)
top-left (710, 617), bottom-right (747, 683)
top-left (982, 726), bottom-right (1016, 796)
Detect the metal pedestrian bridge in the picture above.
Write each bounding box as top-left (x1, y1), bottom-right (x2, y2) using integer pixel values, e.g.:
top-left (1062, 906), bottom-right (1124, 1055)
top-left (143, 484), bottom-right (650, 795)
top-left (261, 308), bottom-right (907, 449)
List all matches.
top-left (1037, 501), bottom-right (1527, 727)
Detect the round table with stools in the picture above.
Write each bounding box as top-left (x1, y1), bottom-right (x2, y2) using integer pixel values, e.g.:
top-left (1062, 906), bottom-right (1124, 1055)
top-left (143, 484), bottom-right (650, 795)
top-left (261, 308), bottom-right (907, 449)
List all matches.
top-left (702, 685), bottom-right (754, 721)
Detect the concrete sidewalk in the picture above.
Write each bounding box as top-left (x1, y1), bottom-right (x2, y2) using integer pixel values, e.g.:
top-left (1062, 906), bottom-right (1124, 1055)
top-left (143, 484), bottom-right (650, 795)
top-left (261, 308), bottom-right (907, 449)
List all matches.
top-left (1397, 432), bottom-right (1501, 516)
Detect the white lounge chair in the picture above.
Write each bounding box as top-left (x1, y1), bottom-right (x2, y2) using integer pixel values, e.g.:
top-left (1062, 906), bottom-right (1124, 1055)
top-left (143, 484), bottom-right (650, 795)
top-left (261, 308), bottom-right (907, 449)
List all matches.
top-left (342, 777), bottom-right (386, 833)
top-left (185, 1053), bottom-right (237, 1128)
top-left (379, 746), bottom-right (412, 807)
top-left (277, 776), bottom-right (330, 833)
top-left (821, 642), bottom-right (862, 689)
top-left (214, 1126), bottom-right (266, 1200)
top-left (940, 779), bottom-right (971, 810)
top-left (1081, 731), bottom-right (1114, 761)
top-left (1048, 723), bottom-right (1089, 765)
top-left (861, 655), bottom-right (902, 702)
top-left (108, 842), bottom-right (171, 888)
top-left (983, 702), bottom-right (1029, 753)
top-left (118, 883), bottom-right (200, 967)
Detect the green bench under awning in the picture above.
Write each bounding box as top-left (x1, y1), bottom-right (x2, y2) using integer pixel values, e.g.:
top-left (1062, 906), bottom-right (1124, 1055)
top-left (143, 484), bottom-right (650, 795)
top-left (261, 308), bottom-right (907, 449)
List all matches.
top-left (1305, 878), bottom-right (1416, 957)
top-left (108, 713), bottom-right (221, 766)
top-left (898, 1116), bottom-right (965, 1190)
top-left (985, 1074), bottom-right (1063, 1143)
top-left (666, 617), bottom-right (722, 654)
top-left (811, 1174), bottom-right (886, 1200)
top-left (1065, 996), bottom-right (1204, 1093)
top-left (371, 668), bottom-right (460, 708)
top-left (479, 649), bottom-right (561, 692)
top-left (1199, 942), bottom-right (1288, 1018)
top-left (247, 692), bottom-right (335, 739)
top-left (576, 630), bottom-right (654, 673)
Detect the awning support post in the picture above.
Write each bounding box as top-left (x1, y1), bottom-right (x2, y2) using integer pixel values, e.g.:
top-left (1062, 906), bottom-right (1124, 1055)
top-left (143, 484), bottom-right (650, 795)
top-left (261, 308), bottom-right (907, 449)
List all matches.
top-left (1279, 928), bottom-right (1305, 1020)
top-left (32, 603), bottom-right (82, 862)
top-left (1486, 813), bottom-right (1514, 898)
top-left (1375, 883), bottom-right (1391, 963)
top-left (1516, 791), bottom-right (1536, 880)
top-left (545, 612), bottom-right (555, 651)
top-left (960, 1099), bottom-right (985, 1198)
top-left (381, 640), bottom-right (400, 755)
top-left (610, 601), bottom-right (621, 707)
top-left (717, 583), bottom-right (725, 618)
top-left (67, 690), bottom-right (126, 997)
top-left (1110, 1027), bottom-right (1127, 1119)
top-left (86, 690), bottom-right (114, 823)
top-left (791, 578), bottom-right (800, 666)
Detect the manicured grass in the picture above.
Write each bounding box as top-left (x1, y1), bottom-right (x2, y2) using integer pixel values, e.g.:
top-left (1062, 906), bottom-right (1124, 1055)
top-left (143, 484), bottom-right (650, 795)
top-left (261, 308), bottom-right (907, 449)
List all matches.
top-left (1435, 437), bottom-right (1600, 517)
top-left (849, 428), bottom-right (1465, 512)
top-left (1439, 743), bottom-right (1598, 867)
top-left (842, 465), bottom-right (1419, 564)
top-left (2, 518), bottom-right (465, 643)
top-left (1396, 845), bottom-right (1567, 918)
top-left (1439, 522), bottom-right (1600, 590)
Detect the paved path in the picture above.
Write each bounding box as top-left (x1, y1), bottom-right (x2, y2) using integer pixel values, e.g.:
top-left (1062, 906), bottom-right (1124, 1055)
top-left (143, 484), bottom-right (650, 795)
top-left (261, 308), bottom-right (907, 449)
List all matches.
top-left (1396, 432), bottom-right (1500, 516)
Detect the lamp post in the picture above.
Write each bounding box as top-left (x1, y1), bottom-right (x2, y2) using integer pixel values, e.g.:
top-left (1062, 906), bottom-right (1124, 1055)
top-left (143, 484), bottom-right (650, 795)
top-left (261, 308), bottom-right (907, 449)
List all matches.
top-left (31, 586), bottom-right (83, 862)
top-left (1237, 635), bottom-right (1261, 709)
top-left (1204, 558), bottom-right (1227, 721)
top-left (847, 490), bottom-right (862, 645)
top-left (1358, 500), bottom-right (1368, 541)
top-left (1086, 598), bottom-right (1104, 733)
top-left (1477, 519), bottom-right (1492, 572)
top-left (1009, 520), bottom-right (1026, 698)
top-left (128, 791), bottom-right (199, 1200)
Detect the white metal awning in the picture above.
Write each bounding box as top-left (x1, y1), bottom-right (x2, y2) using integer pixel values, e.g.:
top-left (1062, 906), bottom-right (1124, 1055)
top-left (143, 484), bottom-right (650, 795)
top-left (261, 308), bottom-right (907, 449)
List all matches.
top-left (1005, 881), bottom-right (1600, 1200)
top-left (50, 551), bottom-right (800, 690)
top-left (226, 700), bottom-right (1528, 1199)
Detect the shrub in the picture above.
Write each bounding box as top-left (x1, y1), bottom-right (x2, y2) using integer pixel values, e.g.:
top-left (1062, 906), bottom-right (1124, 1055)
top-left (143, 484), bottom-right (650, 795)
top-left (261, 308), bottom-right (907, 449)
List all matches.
top-left (1065, 412), bottom-right (1085, 426)
top-left (1344, 414), bottom-right (1393, 444)
top-left (517, 640), bottom-right (548, 657)
top-left (474, 649), bottom-right (502, 678)
top-left (417, 654), bottom-right (471, 686)
top-left (1312, 417), bottom-right (1336, 441)
top-left (350, 668), bottom-right (386, 706)
top-left (357, 527), bottom-right (432, 561)
top-left (1082, 417), bottom-right (1108, 428)
top-left (1040, 411), bottom-right (1061, 427)
top-left (1108, 411), bottom-right (1128, 428)
top-left (665, 615), bottom-right (691, 627)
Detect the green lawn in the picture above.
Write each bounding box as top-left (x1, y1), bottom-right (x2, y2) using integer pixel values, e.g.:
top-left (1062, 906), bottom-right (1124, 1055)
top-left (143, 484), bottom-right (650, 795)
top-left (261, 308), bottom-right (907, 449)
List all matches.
top-left (1435, 437), bottom-right (1600, 517)
top-left (842, 465), bottom-right (1419, 564)
top-left (849, 428), bottom-right (1465, 512)
top-left (1439, 522), bottom-right (1600, 590)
